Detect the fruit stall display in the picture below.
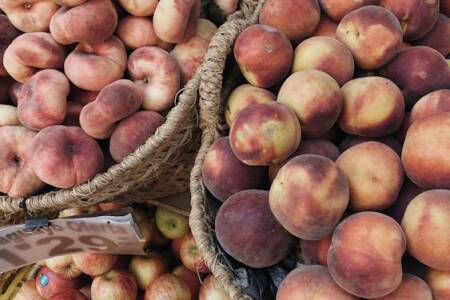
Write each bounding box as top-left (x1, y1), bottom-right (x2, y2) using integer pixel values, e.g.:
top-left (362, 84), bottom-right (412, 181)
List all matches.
top-left (190, 0), bottom-right (450, 299)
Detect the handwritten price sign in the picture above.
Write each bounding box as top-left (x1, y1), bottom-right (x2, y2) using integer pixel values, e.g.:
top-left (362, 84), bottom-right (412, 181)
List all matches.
top-left (0, 210), bottom-right (146, 274)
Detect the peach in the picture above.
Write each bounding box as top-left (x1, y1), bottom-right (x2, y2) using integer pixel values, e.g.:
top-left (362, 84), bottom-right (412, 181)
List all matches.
top-left (401, 190), bottom-right (450, 271)
top-left (64, 36), bottom-right (127, 92)
top-left (0, 126), bottom-right (44, 197)
top-left (300, 235), bottom-right (331, 266)
top-left (69, 86), bottom-right (99, 106)
top-left (385, 46), bottom-right (450, 106)
top-left (339, 77), bottom-right (405, 137)
top-left (229, 101), bottom-right (301, 166)
top-left (0, 0), bottom-right (58, 32)
top-left (153, 0), bottom-right (200, 43)
top-left (225, 84), bottom-right (275, 127)
top-left (278, 70), bottom-right (342, 138)
top-left (50, 0), bottom-right (118, 45)
top-left (319, 0), bottom-right (378, 21)
top-left (110, 111), bottom-right (164, 162)
top-left (8, 81), bottom-right (22, 105)
top-left (426, 269), bottom-right (450, 300)
top-left (171, 18), bottom-right (217, 84)
top-left (328, 212), bottom-right (406, 298)
top-left (63, 101), bottom-right (82, 127)
top-left (277, 265), bottom-right (358, 300)
top-left (80, 79), bottom-right (142, 139)
top-left (410, 89), bottom-right (450, 124)
top-left (0, 104), bottom-right (19, 126)
top-left (207, 0), bottom-right (238, 24)
top-left (117, 0), bottom-right (158, 16)
top-left (373, 274), bottom-right (433, 300)
top-left (0, 15), bottom-right (20, 76)
top-left (312, 15), bottom-right (337, 37)
top-left (402, 113), bottom-right (450, 188)
top-left (116, 16), bottom-right (160, 49)
top-left (339, 135), bottom-right (402, 155)
top-left (269, 139), bottom-right (340, 181)
top-left (215, 190), bottom-right (292, 268)
top-left (233, 24), bottom-right (293, 88)
top-left (336, 6), bottom-right (403, 70)
top-left (30, 125), bottom-right (104, 188)
top-left (380, 0), bottom-right (439, 41)
top-left (18, 69), bottom-right (69, 131)
top-left (292, 37), bottom-right (354, 86)
top-left (270, 154), bottom-right (349, 240)
top-left (416, 14), bottom-right (450, 58)
top-left (201, 137), bottom-right (265, 202)
top-left (127, 46), bottom-right (180, 112)
top-left (55, 0), bottom-right (87, 7)
top-left (3, 32), bottom-right (66, 83)
top-left (259, 0), bottom-right (320, 43)
top-left (336, 141), bottom-right (404, 211)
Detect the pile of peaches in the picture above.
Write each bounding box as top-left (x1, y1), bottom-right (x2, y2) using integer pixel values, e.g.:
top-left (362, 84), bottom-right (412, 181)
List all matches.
top-left (202, 0), bottom-right (450, 299)
top-left (13, 205), bottom-right (229, 300)
top-left (0, 0), bottom-right (222, 198)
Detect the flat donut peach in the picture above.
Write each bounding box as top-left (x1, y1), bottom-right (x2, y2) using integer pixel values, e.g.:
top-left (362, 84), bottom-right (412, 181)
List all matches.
top-left (117, 0), bottom-right (158, 16)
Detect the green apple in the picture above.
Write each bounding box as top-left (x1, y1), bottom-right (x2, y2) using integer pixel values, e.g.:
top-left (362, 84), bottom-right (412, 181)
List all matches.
top-left (155, 207), bottom-right (189, 240)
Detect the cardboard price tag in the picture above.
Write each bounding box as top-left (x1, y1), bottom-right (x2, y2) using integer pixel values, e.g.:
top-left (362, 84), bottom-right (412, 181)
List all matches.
top-left (0, 209), bottom-right (146, 274)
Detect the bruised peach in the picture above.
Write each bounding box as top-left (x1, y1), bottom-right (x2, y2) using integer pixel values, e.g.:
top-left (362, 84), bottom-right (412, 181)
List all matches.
top-left (234, 24), bottom-right (293, 88)
top-left (259, 0), bottom-right (320, 43)
top-left (319, 0), bottom-right (378, 21)
top-left (18, 69), bottom-right (69, 131)
top-left (410, 89), bottom-right (450, 124)
top-left (0, 15), bottom-right (20, 76)
top-left (426, 269), bottom-right (450, 300)
top-left (336, 6), bottom-right (403, 70)
top-left (270, 154), bottom-right (349, 240)
top-left (278, 70), bottom-right (342, 137)
top-left (328, 212), bottom-right (406, 298)
top-left (110, 111), bottom-right (164, 162)
top-left (339, 77), bottom-right (405, 137)
top-left (312, 15), bottom-right (337, 37)
top-left (63, 101), bottom-right (82, 127)
top-left (336, 142), bottom-right (404, 211)
top-left (215, 190), bottom-right (292, 268)
top-left (402, 113), bottom-right (450, 189)
top-left (116, 16), bottom-right (160, 49)
top-left (339, 135), bottom-right (402, 155)
top-left (229, 101), bottom-right (301, 166)
top-left (401, 190), bottom-right (450, 271)
top-left (416, 14), bottom-right (450, 57)
top-left (0, 126), bottom-right (44, 197)
top-left (300, 235), bottom-right (331, 266)
top-left (277, 265), bottom-right (358, 300)
top-left (0, 0), bottom-right (58, 32)
top-left (292, 36), bottom-right (354, 86)
top-left (30, 125), bottom-right (104, 188)
top-left (373, 274), bottom-right (433, 300)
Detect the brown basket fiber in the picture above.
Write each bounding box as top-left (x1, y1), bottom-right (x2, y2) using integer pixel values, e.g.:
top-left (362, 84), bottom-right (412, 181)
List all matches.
top-left (190, 0), bottom-right (266, 299)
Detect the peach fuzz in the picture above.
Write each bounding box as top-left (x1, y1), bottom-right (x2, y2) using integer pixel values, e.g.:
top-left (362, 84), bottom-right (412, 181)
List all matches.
top-left (50, 0), bottom-right (118, 45)
top-left (127, 46), bottom-right (180, 112)
top-left (153, 0), bottom-right (200, 43)
top-left (312, 15), bottom-right (337, 37)
top-left (0, 15), bottom-right (20, 76)
top-left (416, 14), bottom-right (450, 58)
top-left (171, 19), bottom-right (217, 84)
top-left (3, 32), bottom-right (66, 83)
top-left (336, 141), bottom-right (404, 211)
top-left (372, 274), bottom-right (433, 300)
top-left (0, 0), bottom-right (58, 32)
top-left (215, 190), bottom-right (292, 268)
top-left (225, 84), bottom-right (275, 127)
top-left (269, 154), bottom-right (349, 240)
top-left (339, 135), bottom-right (402, 155)
top-left (401, 190), bottom-right (450, 271)
top-left (80, 79), bottom-right (142, 139)
top-left (63, 101), bottom-right (82, 127)
top-left (117, 0), bottom-right (158, 16)
top-left (336, 6), bottom-right (403, 70)
top-left (233, 24), bottom-right (293, 88)
top-left (328, 212), bottom-right (406, 298)
top-left (277, 265), bottom-right (358, 300)
top-left (300, 236), bottom-right (331, 266)
top-left (278, 70), bottom-right (342, 138)
top-left (18, 69), bottom-right (69, 131)
top-left (259, 0), bottom-right (320, 43)
top-left (339, 77), bottom-right (405, 137)
top-left (410, 89), bottom-right (450, 124)
top-left (402, 113), bottom-right (450, 189)
top-left (116, 16), bottom-right (160, 49)
top-left (201, 137), bottom-right (265, 202)
top-left (0, 104), bottom-right (19, 126)
top-left (64, 36), bottom-right (127, 92)
top-left (292, 36), bottom-right (354, 86)
top-left (0, 126), bottom-right (45, 197)
top-left (318, 0), bottom-right (378, 21)
top-left (229, 101), bottom-right (301, 166)
top-left (110, 111), bottom-right (164, 162)
top-left (426, 269), bottom-right (450, 300)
